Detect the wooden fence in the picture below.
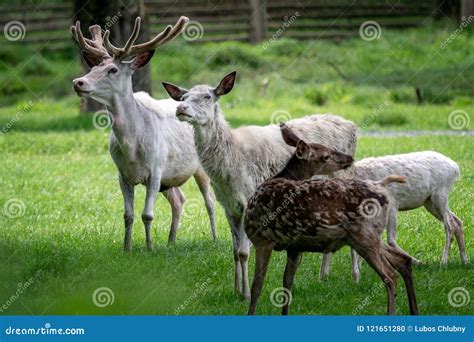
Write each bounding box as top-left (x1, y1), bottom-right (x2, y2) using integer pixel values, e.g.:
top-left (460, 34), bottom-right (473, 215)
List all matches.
top-left (0, 0), bottom-right (438, 51)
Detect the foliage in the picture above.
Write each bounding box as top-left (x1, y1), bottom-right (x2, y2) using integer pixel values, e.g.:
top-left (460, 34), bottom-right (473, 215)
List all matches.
top-left (0, 23), bottom-right (472, 316)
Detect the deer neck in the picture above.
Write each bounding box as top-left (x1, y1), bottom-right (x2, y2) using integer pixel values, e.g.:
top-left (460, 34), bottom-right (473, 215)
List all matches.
top-left (107, 80), bottom-right (141, 143)
top-left (193, 107), bottom-right (238, 179)
top-left (273, 155), bottom-right (312, 181)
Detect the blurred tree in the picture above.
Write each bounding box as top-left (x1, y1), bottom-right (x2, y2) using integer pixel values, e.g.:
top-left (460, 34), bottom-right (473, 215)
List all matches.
top-left (461, 0), bottom-right (474, 18)
top-left (249, 0), bottom-right (267, 42)
top-left (73, 0), bottom-right (152, 113)
top-left (435, 0), bottom-right (461, 19)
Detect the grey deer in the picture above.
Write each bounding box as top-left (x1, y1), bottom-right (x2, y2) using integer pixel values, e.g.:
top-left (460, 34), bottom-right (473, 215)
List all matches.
top-left (162, 72), bottom-right (357, 298)
top-left (71, 17), bottom-right (217, 251)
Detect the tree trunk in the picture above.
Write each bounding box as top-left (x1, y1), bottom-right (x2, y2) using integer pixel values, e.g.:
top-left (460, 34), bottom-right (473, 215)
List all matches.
top-left (73, 0), bottom-right (118, 113)
top-left (73, 0), bottom-right (152, 114)
top-left (434, 0), bottom-right (461, 19)
top-left (248, 0), bottom-right (267, 43)
top-left (119, 0), bottom-right (152, 95)
top-left (461, 0), bottom-right (474, 19)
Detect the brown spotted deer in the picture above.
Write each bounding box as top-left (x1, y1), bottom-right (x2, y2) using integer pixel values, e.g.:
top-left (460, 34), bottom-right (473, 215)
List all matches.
top-left (245, 124), bottom-right (419, 315)
top-left (70, 17), bottom-right (217, 251)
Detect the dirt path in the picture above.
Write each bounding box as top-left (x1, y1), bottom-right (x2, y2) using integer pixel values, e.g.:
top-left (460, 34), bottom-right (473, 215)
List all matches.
top-left (359, 130), bottom-right (474, 137)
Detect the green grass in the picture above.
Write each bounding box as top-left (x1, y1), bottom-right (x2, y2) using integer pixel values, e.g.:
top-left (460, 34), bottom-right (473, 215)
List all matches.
top-left (0, 131), bottom-right (472, 315)
top-left (0, 23), bottom-right (473, 316)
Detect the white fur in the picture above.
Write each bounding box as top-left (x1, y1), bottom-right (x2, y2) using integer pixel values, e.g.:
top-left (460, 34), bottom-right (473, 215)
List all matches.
top-left (133, 91), bottom-right (179, 118)
top-left (192, 107), bottom-right (357, 298)
top-left (167, 79), bottom-right (356, 297)
top-left (321, 151), bottom-right (469, 282)
top-left (74, 65), bottom-right (217, 250)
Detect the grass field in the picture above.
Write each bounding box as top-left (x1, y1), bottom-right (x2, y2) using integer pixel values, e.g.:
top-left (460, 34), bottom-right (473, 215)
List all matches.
top-left (0, 23), bottom-right (473, 315)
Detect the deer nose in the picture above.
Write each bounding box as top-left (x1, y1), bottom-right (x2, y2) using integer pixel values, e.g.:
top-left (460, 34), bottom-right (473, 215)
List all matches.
top-left (177, 103), bottom-right (189, 113)
top-left (73, 78), bottom-right (87, 91)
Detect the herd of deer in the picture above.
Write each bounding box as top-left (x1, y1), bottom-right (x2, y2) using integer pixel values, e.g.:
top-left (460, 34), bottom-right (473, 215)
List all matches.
top-left (70, 16), bottom-right (468, 315)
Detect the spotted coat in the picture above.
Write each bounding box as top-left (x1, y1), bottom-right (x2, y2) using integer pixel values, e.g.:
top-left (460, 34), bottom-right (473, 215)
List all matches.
top-left (245, 178), bottom-right (390, 253)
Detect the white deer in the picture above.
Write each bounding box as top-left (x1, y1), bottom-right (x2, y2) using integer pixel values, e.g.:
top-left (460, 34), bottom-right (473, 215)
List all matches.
top-left (71, 17), bottom-right (217, 251)
top-left (163, 72), bottom-right (358, 298)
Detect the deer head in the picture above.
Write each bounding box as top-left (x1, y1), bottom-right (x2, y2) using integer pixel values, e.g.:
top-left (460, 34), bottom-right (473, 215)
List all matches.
top-left (162, 71), bottom-right (237, 125)
top-left (279, 123), bottom-right (354, 176)
top-left (71, 16), bottom-right (189, 106)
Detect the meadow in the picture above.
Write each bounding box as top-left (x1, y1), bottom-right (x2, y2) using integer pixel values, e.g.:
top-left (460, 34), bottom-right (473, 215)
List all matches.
top-left (0, 22), bottom-right (472, 315)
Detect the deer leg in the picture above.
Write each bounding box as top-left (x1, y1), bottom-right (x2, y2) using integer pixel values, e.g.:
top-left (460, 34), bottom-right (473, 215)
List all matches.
top-left (163, 187), bottom-right (185, 244)
top-left (353, 242), bottom-right (397, 315)
top-left (350, 248), bottom-right (361, 283)
top-left (227, 210), bottom-right (250, 299)
top-left (194, 169), bottom-right (217, 241)
top-left (387, 206), bottom-right (421, 265)
top-left (384, 244), bottom-right (419, 315)
top-left (142, 175), bottom-right (161, 252)
top-left (119, 174), bottom-right (135, 252)
top-left (319, 253), bottom-right (332, 280)
top-left (248, 245), bottom-right (273, 315)
top-left (450, 212), bottom-right (469, 264)
top-left (282, 250), bottom-right (302, 315)
top-left (240, 237), bottom-right (251, 300)
top-left (424, 195), bottom-right (453, 265)
top-left (386, 205), bottom-right (399, 247)
top-left (227, 213), bottom-right (244, 296)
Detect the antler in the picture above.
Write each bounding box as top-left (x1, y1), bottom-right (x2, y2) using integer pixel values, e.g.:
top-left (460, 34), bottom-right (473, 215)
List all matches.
top-left (70, 21), bottom-right (111, 63)
top-left (103, 16), bottom-right (189, 60)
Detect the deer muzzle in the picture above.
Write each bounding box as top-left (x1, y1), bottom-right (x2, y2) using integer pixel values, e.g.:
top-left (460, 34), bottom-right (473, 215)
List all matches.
top-left (72, 78), bottom-right (92, 95)
top-left (176, 103), bottom-right (193, 121)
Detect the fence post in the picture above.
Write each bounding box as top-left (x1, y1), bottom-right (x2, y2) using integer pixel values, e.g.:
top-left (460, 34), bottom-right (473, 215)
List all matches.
top-left (461, 0), bottom-right (474, 19)
top-left (248, 0), bottom-right (267, 43)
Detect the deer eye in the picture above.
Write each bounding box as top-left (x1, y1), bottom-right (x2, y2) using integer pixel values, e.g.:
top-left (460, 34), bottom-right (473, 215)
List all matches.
top-left (108, 67), bottom-right (118, 74)
top-left (323, 155), bottom-right (330, 162)
top-left (204, 94), bottom-right (211, 100)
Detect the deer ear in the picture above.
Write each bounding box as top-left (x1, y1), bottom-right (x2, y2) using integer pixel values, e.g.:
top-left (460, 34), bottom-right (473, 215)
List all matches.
top-left (81, 52), bottom-right (100, 68)
top-left (280, 123), bottom-right (300, 147)
top-left (295, 140), bottom-right (311, 159)
top-left (130, 50), bottom-right (155, 69)
top-left (214, 71), bottom-right (236, 96)
top-left (162, 82), bottom-right (188, 101)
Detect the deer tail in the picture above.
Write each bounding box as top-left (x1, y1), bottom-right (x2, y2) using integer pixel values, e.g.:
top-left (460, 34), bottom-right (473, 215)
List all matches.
top-left (379, 175), bottom-right (407, 187)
